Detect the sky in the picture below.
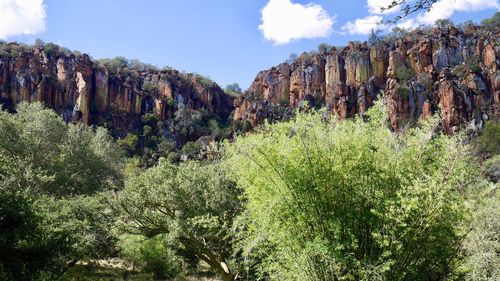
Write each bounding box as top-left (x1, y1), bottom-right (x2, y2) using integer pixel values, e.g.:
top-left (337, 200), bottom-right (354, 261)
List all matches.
top-left (0, 0), bottom-right (498, 89)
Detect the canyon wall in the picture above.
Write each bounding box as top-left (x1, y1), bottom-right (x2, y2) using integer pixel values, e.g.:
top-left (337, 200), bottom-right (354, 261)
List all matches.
top-left (0, 44), bottom-right (234, 137)
top-left (234, 25), bottom-right (500, 133)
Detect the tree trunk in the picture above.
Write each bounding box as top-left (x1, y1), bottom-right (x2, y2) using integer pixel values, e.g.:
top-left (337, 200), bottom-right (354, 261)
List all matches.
top-left (180, 235), bottom-right (236, 280)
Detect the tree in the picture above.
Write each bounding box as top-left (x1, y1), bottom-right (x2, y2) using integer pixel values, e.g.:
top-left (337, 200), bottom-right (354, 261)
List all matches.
top-left (116, 160), bottom-right (243, 281)
top-left (368, 29), bottom-right (383, 47)
top-left (479, 120), bottom-right (500, 155)
top-left (286, 53), bottom-right (298, 63)
top-left (225, 101), bottom-right (475, 280)
top-left (225, 83), bottom-right (242, 94)
top-left (0, 102), bottom-right (123, 280)
top-left (481, 11), bottom-right (500, 31)
top-left (435, 18), bottom-right (454, 29)
top-left (382, 0), bottom-right (438, 23)
top-left (317, 43), bottom-right (331, 54)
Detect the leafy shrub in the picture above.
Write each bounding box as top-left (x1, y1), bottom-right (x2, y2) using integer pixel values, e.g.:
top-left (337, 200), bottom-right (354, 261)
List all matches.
top-left (317, 43), bottom-right (331, 54)
top-left (482, 155), bottom-right (500, 182)
top-left (181, 141), bottom-right (202, 158)
top-left (116, 161), bottom-right (242, 281)
top-left (142, 82), bottom-right (159, 94)
top-left (479, 120), bottom-right (500, 155)
top-left (140, 236), bottom-right (182, 279)
top-left (0, 103), bottom-right (123, 279)
top-left (480, 11), bottom-right (500, 31)
top-left (119, 133), bottom-right (139, 156)
top-left (394, 67), bottom-right (413, 81)
top-left (452, 64), bottom-right (469, 79)
top-left (435, 19), bottom-right (454, 29)
top-left (462, 189), bottom-right (500, 281)
top-left (167, 151), bottom-right (181, 163)
top-left (43, 42), bottom-right (61, 57)
top-left (470, 64), bottom-right (482, 74)
top-left (141, 113), bottom-right (158, 127)
top-left (226, 101), bottom-right (474, 280)
top-left (396, 86), bottom-right (410, 98)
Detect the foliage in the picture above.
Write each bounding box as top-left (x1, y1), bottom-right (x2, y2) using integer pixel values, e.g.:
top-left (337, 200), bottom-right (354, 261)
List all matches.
top-left (382, 0), bottom-right (438, 23)
top-left (0, 188), bottom-right (55, 281)
top-left (480, 12), bottom-right (500, 31)
top-left (119, 133), bottom-right (139, 156)
top-left (393, 67), bottom-right (414, 81)
top-left (141, 113), bottom-right (158, 127)
top-left (452, 64), bottom-right (469, 79)
top-left (317, 43), bottom-right (331, 54)
top-left (368, 29), bottom-right (383, 48)
top-left (95, 56), bottom-right (129, 72)
top-left (462, 171), bottom-right (499, 281)
top-left (172, 108), bottom-right (217, 141)
top-left (225, 101), bottom-right (475, 280)
top-left (286, 53), bottom-right (298, 64)
top-left (482, 155), bottom-right (500, 183)
top-left (116, 160), bottom-right (243, 281)
top-left (43, 42), bottom-right (62, 57)
top-left (435, 19), bottom-right (454, 29)
top-left (142, 82), bottom-right (159, 95)
top-left (139, 235), bottom-right (182, 279)
top-left (181, 141), bottom-right (203, 158)
top-left (396, 86), bottom-right (410, 98)
top-left (0, 102), bottom-right (122, 196)
top-left (224, 83), bottom-right (242, 95)
top-left (0, 102), bottom-right (123, 280)
top-left (479, 120), bottom-right (500, 155)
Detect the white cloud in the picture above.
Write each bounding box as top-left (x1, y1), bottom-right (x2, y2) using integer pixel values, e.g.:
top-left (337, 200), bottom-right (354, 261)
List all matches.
top-left (0, 0), bottom-right (46, 40)
top-left (343, 0), bottom-right (499, 35)
top-left (342, 15), bottom-right (384, 35)
top-left (259, 0), bottom-right (335, 45)
top-left (367, 0), bottom-right (399, 14)
top-left (416, 0), bottom-right (500, 25)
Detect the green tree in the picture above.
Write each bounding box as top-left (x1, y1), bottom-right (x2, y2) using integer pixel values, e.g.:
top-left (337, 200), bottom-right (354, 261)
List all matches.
top-left (119, 133), bottom-right (139, 156)
top-left (116, 160), bottom-right (242, 281)
top-left (481, 11), bottom-right (500, 30)
top-left (224, 83), bottom-right (242, 95)
top-left (0, 102), bottom-right (123, 280)
top-left (225, 101), bottom-right (474, 280)
top-left (479, 120), bottom-right (500, 155)
top-left (317, 43), bottom-right (331, 54)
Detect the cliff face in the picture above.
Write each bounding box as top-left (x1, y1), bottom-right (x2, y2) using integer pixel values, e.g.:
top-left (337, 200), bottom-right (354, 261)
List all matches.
top-left (0, 44), bottom-right (234, 137)
top-left (235, 25), bottom-right (500, 133)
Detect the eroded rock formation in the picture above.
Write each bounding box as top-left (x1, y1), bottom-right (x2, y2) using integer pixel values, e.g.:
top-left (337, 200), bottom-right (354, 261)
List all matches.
top-left (0, 44), bottom-right (234, 138)
top-left (235, 25), bottom-right (499, 133)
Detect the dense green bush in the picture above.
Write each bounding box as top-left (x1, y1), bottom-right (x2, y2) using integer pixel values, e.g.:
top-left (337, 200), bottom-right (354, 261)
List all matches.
top-left (140, 235), bottom-right (182, 279)
top-left (226, 101), bottom-right (475, 280)
top-left (0, 102), bottom-right (123, 280)
top-left (393, 67), bottom-right (413, 81)
top-left (118, 133), bottom-right (139, 156)
top-left (479, 120), bottom-right (500, 155)
top-left (116, 160), bottom-right (242, 281)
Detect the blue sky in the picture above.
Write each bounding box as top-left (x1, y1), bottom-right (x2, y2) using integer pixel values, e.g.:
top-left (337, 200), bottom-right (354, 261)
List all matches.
top-left (0, 0), bottom-right (498, 89)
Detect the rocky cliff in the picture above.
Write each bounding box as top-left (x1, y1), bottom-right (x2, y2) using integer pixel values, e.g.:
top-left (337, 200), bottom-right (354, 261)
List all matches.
top-left (234, 24), bottom-right (500, 133)
top-left (0, 43), bottom-right (234, 139)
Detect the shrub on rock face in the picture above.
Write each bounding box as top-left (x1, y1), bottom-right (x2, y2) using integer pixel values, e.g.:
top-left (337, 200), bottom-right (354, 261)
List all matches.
top-left (226, 101), bottom-right (475, 280)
